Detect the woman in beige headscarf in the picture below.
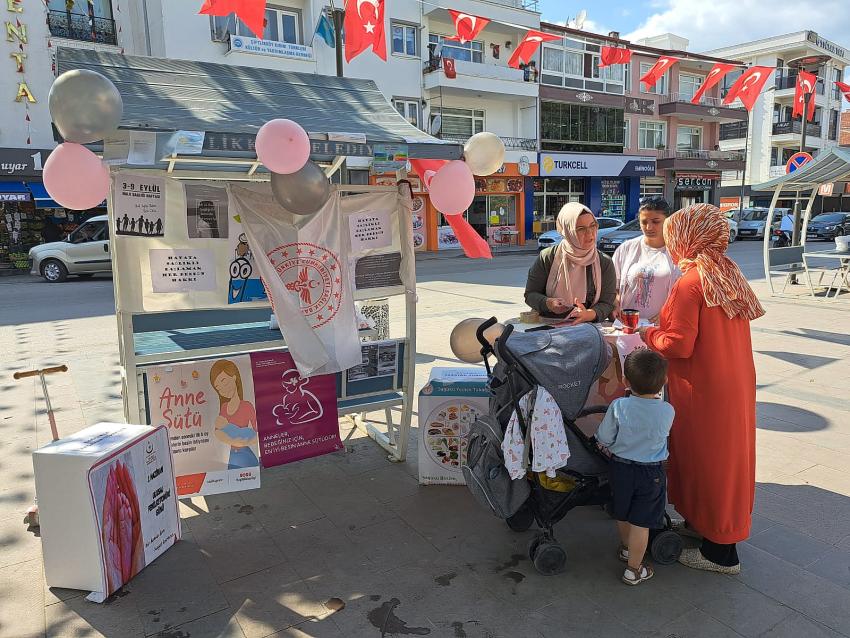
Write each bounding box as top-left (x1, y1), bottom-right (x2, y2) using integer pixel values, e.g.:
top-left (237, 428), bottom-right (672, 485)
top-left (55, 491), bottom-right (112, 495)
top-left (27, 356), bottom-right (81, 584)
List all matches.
top-left (525, 203), bottom-right (617, 323)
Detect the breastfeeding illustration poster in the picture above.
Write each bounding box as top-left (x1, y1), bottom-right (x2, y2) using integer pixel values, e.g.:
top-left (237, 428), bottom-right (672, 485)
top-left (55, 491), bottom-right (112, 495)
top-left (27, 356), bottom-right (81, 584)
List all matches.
top-left (145, 356), bottom-right (261, 497)
top-left (87, 426), bottom-right (180, 600)
top-left (249, 351), bottom-right (343, 467)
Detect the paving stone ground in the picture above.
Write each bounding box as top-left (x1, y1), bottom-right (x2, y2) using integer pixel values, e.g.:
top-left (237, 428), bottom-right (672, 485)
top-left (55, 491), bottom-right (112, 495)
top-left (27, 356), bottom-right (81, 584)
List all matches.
top-left (0, 242), bottom-right (848, 638)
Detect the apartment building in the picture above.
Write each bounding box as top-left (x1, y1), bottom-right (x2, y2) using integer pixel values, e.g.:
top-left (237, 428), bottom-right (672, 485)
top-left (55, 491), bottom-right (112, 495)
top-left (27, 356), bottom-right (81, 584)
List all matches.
top-left (841, 111), bottom-right (850, 147)
top-left (706, 31), bottom-right (850, 209)
top-left (533, 24), bottom-right (747, 237)
top-left (0, 0), bottom-right (138, 273)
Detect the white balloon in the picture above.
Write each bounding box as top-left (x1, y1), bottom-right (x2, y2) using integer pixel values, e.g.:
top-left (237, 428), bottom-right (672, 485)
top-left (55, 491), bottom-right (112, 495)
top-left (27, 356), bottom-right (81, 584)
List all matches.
top-left (463, 132), bottom-right (506, 176)
top-left (449, 318), bottom-right (505, 363)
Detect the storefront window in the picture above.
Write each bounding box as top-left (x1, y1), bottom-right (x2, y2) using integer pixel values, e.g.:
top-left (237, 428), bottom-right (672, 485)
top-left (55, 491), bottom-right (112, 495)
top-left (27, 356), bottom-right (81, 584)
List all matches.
top-left (532, 178), bottom-right (585, 235)
top-left (600, 179), bottom-right (626, 220)
top-left (640, 178), bottom-right (665, 200)
top-left (541, 101), bottom-right (624, 153)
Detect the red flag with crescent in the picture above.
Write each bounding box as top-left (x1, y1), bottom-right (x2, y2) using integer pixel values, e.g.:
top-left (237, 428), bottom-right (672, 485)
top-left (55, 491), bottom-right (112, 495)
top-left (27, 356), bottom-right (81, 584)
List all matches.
top-left (446, 10), bottom-right (489, 45)
top-left (508, 30), bottom-right (560, 69)
top-left (599, 46), bottom-right (632, 68)
top-left (639, 56), bottom-right (678, 90)
top-left (199, 0), bottom-right (267, 39)
top-left (344, 0), bottom-right (386, 62)
top-left (792, 70), bottom-right (817, 121)
top-left (836, 81), bottom-right (850, 104)
top-left (690, 63), bottom-right (735, 104)
top-left (723, 66), bottom-right (774, 111)
top-left (443, 57), bottom-right (457, 79)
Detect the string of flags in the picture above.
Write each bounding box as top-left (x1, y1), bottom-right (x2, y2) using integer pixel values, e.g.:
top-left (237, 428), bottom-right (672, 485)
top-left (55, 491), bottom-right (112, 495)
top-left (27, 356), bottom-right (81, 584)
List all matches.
top-left (196, 1), bottom-right (850, 111)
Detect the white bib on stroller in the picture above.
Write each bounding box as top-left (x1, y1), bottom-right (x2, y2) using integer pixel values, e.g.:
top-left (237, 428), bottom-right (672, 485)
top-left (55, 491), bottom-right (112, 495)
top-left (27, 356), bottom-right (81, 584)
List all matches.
top-left (502, 386), bottom-right (571, 480)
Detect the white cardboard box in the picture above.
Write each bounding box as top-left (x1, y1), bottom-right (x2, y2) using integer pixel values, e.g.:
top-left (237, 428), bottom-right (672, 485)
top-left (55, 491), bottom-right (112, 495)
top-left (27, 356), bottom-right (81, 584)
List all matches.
top-left (33, 423), bottom-right (181, 601)
top-left (418, 367), bottom-right (490, 485)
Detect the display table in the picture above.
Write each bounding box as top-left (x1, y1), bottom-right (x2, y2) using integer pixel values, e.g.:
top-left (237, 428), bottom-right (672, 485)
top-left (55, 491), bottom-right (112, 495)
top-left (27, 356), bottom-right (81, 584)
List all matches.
top-left (32, 423), bottom-right (180, 602)
top-left (802, 249), bottom-right (850, 299)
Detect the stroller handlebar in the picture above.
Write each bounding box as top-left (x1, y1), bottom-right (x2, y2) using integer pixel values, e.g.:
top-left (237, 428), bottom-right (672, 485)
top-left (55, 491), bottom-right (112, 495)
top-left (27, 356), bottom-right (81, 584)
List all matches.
top-left (475, 317), bottom-right (499, 350)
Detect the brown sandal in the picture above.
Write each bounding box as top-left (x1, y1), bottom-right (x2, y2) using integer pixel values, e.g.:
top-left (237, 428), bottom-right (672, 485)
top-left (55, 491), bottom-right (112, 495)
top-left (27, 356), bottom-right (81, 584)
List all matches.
top-left (622, 563), bottom-right (654, 585)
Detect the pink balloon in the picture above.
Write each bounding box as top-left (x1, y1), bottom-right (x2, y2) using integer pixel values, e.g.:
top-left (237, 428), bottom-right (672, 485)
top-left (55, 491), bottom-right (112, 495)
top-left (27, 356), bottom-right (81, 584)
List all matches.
top-left (43, 143), bottom-right (110, 211)
top-left (429, 160), bottom-right (475, 215)
top-left (256, 118), bottom-right (310, 174)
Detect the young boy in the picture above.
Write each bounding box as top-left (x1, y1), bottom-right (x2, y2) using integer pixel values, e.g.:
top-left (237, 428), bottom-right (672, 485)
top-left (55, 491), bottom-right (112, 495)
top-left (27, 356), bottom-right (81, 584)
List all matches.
top-left (596, 348), bottom-right (674, 586)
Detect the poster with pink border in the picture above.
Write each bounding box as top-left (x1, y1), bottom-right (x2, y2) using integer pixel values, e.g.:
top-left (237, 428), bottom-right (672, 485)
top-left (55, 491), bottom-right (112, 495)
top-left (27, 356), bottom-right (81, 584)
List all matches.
top-left (249, 352), bottom-right (343, 467)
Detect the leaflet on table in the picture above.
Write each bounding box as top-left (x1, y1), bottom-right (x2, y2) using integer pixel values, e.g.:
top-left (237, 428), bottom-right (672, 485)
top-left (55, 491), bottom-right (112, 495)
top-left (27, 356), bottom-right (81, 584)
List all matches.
top-left (249, 351), bottom-right (343, 468)
top-left (87, 426), bottom-right (181, 601)
top-left (145, 356), bottom-right (261, 498)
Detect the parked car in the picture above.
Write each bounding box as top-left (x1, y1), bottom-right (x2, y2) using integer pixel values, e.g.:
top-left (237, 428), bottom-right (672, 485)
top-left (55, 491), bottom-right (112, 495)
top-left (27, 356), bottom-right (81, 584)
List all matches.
top-left (736, 208), bottom-right (790, 240)
top-left (599, 215), bottom-right (738, 256)
top-left (29, 215), bottom-right (111, 282)
top-left (537, 217), bottom-right (624, 251)
top-left (806, 212), bottom-right (850, 241)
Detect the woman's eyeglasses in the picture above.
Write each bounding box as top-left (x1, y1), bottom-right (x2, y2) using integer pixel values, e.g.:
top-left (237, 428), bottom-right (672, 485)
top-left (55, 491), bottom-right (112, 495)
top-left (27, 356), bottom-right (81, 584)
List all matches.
top-left (575, 222), bottom-right (599, 235)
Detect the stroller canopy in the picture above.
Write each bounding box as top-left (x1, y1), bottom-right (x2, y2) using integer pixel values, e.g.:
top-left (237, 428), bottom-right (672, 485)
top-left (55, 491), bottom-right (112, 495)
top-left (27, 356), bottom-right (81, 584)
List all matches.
top-left (498, 324), bottom-right (611, 421)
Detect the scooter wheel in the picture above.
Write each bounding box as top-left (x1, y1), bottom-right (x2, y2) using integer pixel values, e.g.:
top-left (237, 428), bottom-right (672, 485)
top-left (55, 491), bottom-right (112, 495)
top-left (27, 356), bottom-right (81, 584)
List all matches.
top-left (650, 530), bottom-right (683, 566)
top-left (532, 542), bottom-right (567, 576)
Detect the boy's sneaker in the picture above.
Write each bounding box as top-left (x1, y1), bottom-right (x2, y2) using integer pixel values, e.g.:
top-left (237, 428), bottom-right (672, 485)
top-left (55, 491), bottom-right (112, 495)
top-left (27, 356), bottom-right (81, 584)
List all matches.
top-left (622, 563), bottom-right (654, 586)
top-left (618, 545), bottom-right (629, 562)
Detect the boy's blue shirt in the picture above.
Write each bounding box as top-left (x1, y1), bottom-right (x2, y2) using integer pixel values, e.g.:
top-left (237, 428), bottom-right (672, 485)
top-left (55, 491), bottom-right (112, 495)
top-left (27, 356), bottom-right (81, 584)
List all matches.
top-left (596, 395), bottom-right (675, 463)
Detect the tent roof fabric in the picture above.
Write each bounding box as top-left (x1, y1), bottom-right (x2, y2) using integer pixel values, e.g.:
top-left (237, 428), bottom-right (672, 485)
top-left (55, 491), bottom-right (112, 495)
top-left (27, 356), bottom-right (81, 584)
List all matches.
top-left (753, 147), bottom-right (850, 191)
top-left (56, 48), bottom-right (459, 158)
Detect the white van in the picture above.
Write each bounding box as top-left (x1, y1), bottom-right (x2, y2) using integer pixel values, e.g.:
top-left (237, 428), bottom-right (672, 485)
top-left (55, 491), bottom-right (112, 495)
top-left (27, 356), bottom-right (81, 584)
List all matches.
top-left (28, 215), bottom-right (111, 282)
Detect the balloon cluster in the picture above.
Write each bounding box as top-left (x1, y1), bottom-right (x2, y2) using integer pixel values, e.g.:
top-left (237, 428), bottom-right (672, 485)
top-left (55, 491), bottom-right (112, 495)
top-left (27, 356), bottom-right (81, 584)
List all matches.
top-left (256, 119), bottom-right (329, 215)
top-left (44, 70), bottom-right (123, 210)
top-left (427, 132), bottom-right (506, 217)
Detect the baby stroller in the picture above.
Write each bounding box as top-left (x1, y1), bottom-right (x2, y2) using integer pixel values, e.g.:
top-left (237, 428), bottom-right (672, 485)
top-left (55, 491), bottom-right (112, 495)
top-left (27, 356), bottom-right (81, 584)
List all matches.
top-left (466, 318), bottom-right (683, 576)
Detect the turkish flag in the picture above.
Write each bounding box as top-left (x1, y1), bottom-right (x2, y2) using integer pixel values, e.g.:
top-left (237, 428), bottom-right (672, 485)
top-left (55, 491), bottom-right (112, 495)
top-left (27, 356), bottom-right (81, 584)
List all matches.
top-left (793, 71), bottom-right (818, 122)
top-left (508, 30), bottom-right (560, 69)
top-left (199, 0), bottom-right (267, 38)
top-left (443, 57), bottom-right (457, 79)
top-left (599, 46), bottom-right (632, 68)
top-left (639, 56), bottom-right (678, 90)
top-left (723, 66), bottom-right (774, 111)
top-left (836, 81), bottom-right (850, 104)
top-left (344, 0), bottom-right (386, 63)
top-left (446, 10), bottom-right (489, 44)
top-left (690, 63), bottom-right (735, 104)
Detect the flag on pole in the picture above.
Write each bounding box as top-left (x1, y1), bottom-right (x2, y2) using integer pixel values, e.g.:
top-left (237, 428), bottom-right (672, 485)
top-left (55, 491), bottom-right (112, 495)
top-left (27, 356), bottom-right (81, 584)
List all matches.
top-left (343, 0), bottom-right (386, 62)
top-left (446, 10), bottom-right (489, 44)
top-left (836, 81), bottom-right (850, 104)
top-left (639, 56), bottom-right (678, 91)
top-left (690, 63), bottom-right (735, 104)
top-left (599, 46), bottom-right (631, 68)
top-left (508, 30), bottom-right (560, 69)
top-left (723, 66), bottom-right (774, 111)
top-left (314, 9), bottom-right (335, 48)
top-left (199, 0), bottom-right (267, 39)
top-left (792, 71), bottom-right (817, 122)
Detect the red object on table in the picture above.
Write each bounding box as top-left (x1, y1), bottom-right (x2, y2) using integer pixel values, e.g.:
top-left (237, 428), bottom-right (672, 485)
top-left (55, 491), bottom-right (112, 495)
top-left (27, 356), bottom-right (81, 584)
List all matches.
top-left (621, 309), bottom-right (639, 334)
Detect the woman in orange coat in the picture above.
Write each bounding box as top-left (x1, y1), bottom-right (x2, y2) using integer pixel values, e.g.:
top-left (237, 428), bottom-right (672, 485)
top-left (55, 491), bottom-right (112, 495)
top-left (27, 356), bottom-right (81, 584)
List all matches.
top-left (638, 204), bottom-right (764, 574)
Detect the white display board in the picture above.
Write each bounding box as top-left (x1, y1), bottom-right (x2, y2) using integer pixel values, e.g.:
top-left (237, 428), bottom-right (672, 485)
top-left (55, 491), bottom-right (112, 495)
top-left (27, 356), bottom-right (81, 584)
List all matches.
top-left (33, 423), bottom-right (181, 602)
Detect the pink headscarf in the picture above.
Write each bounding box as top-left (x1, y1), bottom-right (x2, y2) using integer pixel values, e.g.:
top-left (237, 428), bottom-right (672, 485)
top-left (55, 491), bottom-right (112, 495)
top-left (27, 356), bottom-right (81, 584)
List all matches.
top-left (545, 203), bottom-right (602, 307)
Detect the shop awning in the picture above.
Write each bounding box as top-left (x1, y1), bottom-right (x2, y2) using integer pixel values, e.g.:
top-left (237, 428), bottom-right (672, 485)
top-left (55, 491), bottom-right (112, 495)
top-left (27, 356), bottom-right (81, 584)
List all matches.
top-left (56, 48), bottom-right (462, 173)
top-left (26, 182), bottom-right (62, 208)
top-left (0, 181), bottom-right (30, 202)
top-left (753, 147), bottom-right (850, 192)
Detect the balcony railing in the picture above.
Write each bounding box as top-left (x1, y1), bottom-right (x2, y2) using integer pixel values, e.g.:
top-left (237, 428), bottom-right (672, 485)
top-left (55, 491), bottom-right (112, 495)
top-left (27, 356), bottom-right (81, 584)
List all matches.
top-left (774, 76), bottom-right (825, 94)
top-left (659, 149), bottom-right (746, 162)
top-left (662, 92), bottom-right (743, 110)
top-left (47, 10), bottom-right (117, 45)
top-left (423, 58), bottom-right (535, 82)
top-left (720, 121), bottom-right (748, 141)
top-left (439, 135), bottom-right (537, 151)
top-left (773, 121), bottom-right (822, 137)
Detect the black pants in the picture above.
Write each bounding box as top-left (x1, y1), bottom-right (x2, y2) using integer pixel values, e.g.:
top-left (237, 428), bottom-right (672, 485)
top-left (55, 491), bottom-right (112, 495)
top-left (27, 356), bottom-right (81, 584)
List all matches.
top-left (700, 539), bottom-right (739, 567)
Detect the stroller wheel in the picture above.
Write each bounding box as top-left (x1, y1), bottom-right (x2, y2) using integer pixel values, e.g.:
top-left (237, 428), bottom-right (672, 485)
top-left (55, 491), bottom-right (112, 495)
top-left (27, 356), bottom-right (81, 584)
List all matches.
top-left (527, 534), bottom-right (542, 561)
top-left (650, 530), bottom-right (683, 566)
top-left (532, 541), bottom-right (567, 576)
top-left (506, 502), bottom-right (535, 532)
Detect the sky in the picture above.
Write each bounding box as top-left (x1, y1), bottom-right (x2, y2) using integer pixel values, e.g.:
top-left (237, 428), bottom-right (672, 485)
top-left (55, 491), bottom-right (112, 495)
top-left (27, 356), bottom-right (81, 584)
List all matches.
top-left (537, 0), bottom-right (850, 54)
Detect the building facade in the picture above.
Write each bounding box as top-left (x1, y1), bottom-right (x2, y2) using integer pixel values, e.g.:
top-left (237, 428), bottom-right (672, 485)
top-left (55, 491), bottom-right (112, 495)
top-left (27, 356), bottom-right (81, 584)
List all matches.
top-left (0, 0), bottom-right (141, 274)
top-left (532, 24), bottom-right (747, 237)
top-left (706, 31), bottom-right (850, 210)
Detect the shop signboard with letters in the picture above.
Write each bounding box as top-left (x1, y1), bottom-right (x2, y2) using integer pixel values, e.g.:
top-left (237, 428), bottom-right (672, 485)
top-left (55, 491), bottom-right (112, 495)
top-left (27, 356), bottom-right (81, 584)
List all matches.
top-left (539, 153), bottom-right (655, 178)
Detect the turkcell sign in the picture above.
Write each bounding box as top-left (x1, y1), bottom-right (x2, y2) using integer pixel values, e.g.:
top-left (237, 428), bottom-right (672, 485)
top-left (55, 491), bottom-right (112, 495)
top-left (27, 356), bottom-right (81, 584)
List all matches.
top-left (539, 153), bottom-right (655, 178)
top-left (229, 35), bottom-right (314, 61)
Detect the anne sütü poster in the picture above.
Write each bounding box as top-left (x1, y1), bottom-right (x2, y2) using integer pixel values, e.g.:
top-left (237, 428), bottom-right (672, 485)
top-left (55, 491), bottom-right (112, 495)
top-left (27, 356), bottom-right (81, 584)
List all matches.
top-left (146, 356), bottom-right (261, 497)
top-left (250, 351), bottom-right (343, 468)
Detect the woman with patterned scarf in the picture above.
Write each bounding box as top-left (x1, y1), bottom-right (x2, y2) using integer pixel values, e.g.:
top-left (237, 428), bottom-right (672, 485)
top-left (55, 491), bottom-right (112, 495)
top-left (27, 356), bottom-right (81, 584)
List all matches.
top-left (639, 203), bottom-right (765, 574)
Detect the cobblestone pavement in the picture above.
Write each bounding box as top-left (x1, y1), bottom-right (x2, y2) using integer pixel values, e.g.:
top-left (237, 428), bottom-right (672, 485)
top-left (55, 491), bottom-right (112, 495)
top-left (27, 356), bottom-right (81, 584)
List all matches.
top-left (0, 242), bottom-right (848, 638)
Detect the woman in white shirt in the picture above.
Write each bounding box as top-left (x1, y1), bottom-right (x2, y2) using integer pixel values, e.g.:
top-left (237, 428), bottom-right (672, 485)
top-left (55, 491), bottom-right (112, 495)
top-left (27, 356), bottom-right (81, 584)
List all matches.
top-left (613, 198), bottom-right (680, 323)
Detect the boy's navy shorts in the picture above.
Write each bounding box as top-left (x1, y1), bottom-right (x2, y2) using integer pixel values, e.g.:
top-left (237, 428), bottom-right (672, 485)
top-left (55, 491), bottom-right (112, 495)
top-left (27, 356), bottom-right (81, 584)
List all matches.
top-left (609, 455), bottom-right (666, 529)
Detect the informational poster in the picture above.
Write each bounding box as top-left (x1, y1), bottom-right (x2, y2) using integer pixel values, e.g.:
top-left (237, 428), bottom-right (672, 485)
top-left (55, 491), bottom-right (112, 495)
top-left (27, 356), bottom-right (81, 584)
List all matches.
top-left (372, 144), bottom-right (408, 174)
top-left (411, 196), bottom-right (425, 251)
top-left (354, 253), bottom-right (403, 290)
top-left (249, 351), bottom-right (343, 468)
top-left (128, 131), bottom-right (157, 166)
top-left (438, 226), bottom-right (460, 250)
top-left (146, 356), bottom-right (261, 497)
top-left (149, 249), bottom-right (217, 293)
top-left (226, 213), bottom-right (267, 304)
top-left (114, 176), bottom-right (165, 237)
top-left (87, 426), bottom-right (180, 599)
top-left (347, 341), bottom-right (398, 382)
top-left (185, 184), bottom-right (228, 239)
top-left (348, 210), bottom-right (392, 253)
